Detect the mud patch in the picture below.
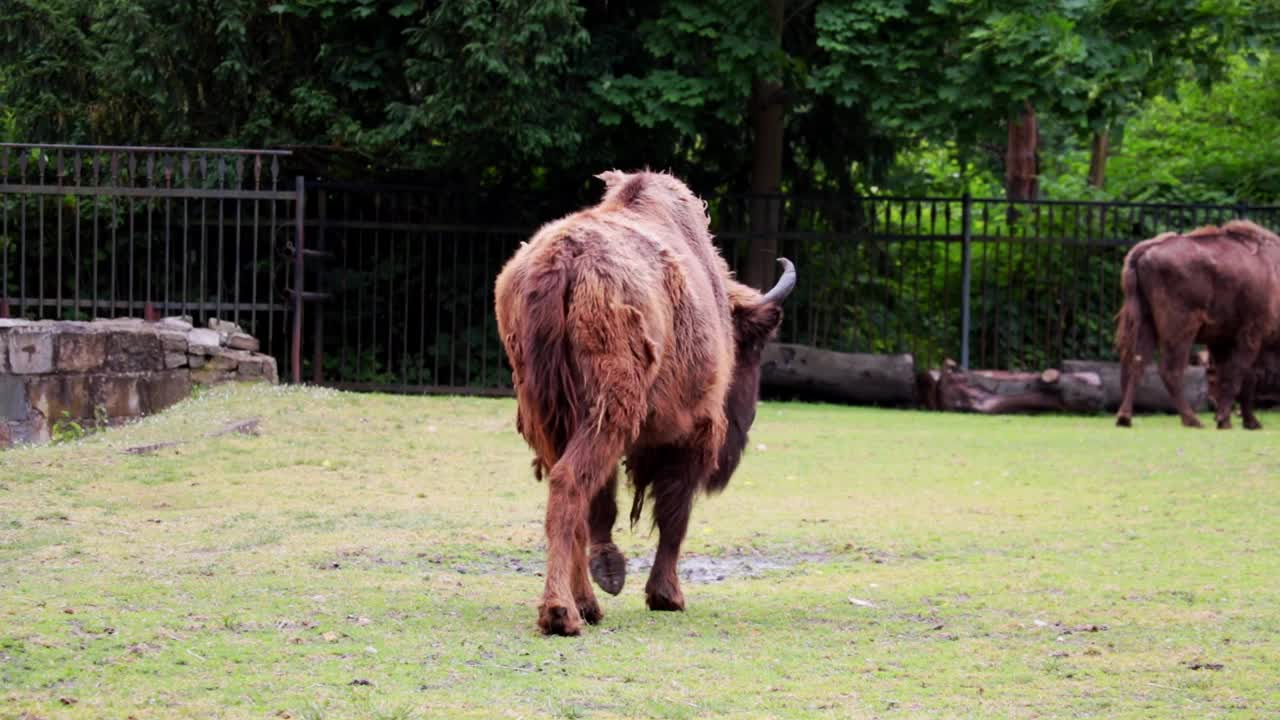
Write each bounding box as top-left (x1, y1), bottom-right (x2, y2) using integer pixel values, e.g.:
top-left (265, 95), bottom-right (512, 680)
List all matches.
top-left (414, 546), bottom-right (852, 582)
top-left (627, 549), bottom-right (832, 584)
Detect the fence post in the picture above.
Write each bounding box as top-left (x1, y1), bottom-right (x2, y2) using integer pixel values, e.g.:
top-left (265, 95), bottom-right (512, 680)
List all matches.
top-left (960, 192), bottom-right (973, 370)
top-left (312, 189), bottom-right (326, 385)
top-left (292, 175), bottom-right (306, 385)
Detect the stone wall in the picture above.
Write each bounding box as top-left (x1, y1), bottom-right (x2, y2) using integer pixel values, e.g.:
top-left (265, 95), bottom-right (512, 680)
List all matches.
top-left (1, 317), bottom-right (277, 448)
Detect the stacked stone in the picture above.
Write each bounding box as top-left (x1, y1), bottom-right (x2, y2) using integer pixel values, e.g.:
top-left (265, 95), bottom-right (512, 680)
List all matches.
top-left (1, 317), bottom-right (278, 447)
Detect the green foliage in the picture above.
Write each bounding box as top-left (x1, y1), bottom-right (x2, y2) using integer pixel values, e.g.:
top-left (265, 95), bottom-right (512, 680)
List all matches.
top-left (0, 0), bottom-right (591, 178)
top-left (50, 406), bottom-right (107, 445)
top-left (811, 0), bottom-right (1265, 169)
top-left (1104, 53), bottom-right (1280, 204)
top-left (1, 0), bottom-right (1274, 196)
top-left (50, 411), bottom-right (86, 445)
top-left (590, 2), bottom-right (776, 134)
top-left (389, 0), bottom-right (590, 170)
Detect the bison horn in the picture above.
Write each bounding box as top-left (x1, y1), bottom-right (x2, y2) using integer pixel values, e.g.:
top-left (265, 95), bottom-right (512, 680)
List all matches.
top-left (761, 257), bottom-right (796, 305)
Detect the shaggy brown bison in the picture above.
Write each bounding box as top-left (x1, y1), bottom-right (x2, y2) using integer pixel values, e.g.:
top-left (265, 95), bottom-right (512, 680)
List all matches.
top-left (494, 169), bottom-right (795, 636)
top-left (1115, 219), bottom-right (1280, 429)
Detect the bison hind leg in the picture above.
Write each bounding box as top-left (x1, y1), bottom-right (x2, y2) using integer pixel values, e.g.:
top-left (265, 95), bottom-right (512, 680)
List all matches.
top-left (587, 469), bottom-right (626, 595)
top-left (589, 543), bottom-right (627, 596)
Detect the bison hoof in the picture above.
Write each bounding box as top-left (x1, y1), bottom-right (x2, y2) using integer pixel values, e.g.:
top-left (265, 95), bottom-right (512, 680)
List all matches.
top-left (1216, 419), bottom-right (1232, 430)
top-left (1244, 417), bottom-right (1263, 431)
top-left (1183, 416), bottom-right (1205, 429)
top-left (589, 543), bottom-right (627, 596)
top-left (537, 603), bottom-right (582, 637)
top-left (1115, 416), bottom-right (1132, 428)
top-left (645, 587), bottom-right (686, 612)
top-left (577, 596), bottom-right (603, 625)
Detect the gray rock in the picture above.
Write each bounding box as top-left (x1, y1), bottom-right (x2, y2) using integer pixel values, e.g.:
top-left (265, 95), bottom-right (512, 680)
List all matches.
top-left (158, 330), bottom-right (188, 353)
top-left (236, 355), bottom-right (274, 380)
top-left (105, 332), bottom-right (164, 373)
top-left (138, 371), bottom-right (193, 414)
top-left (206, 349), bottom-right (242, 372)
top-left (208, 318), bottom-right (244, 337)
top-left (227, 333), bottom-right (260, 352)
top-left (159, 316), bottom-right (194, 332)
top-left (0, 375), bottom-right (28, 420)
top-left (187, 328), bottom-right (221, 354)
top-left (28, 375), bottom-right (95, 423)
top-left (54, 331), bottom-right (108, 373)
top-left (7, 330), bottom-right (54, 374)
top-left (90, 375), bottom-right (141, 418)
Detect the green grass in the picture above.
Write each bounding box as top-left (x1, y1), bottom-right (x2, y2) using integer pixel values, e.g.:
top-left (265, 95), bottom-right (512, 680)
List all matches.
top-left (1, 383), bottom-right (1277, 719)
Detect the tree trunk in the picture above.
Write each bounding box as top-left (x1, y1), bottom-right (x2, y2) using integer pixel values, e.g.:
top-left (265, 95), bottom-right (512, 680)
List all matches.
top-left (1005, 100), bottom-right (1039, 202)
top-left (761, 343), bottom-right (916, 406)
top-left (1087, 130), bottom-right (1109, 189)
top-left (745, 0), bottom-right (785, 292)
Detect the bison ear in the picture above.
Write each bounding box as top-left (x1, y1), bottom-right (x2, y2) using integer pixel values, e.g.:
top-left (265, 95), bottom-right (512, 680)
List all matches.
top-left (594, 170), bottom-right (628, 189)
top-left (732, 301), bottom-right (784, 349)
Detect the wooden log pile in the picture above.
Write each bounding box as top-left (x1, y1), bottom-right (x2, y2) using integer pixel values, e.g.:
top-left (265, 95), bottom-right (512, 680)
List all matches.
top-left (916, 361), bottom-right (1105, 414)
top-left (1061, 360), bottom-right (1208, 413)
top-left (760, 343), bottom-right (916, 406)
top-left (756, 342), bottom-right (1212, 416)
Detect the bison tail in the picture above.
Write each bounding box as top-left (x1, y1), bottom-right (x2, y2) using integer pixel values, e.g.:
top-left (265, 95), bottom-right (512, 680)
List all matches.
top-left (513, 241), bottom-right (656, 486)
top-left (514, 245), bottom-right (581, 479)
top-left (1114, 244), bottom-right (1153, 368)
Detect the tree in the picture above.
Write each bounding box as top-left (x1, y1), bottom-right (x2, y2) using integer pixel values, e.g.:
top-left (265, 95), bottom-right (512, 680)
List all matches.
top-left (1103, 52), bottom-right (1280, 204)
top-left (0, 0), bottom-right (594, 183)
top-left (809, 0), bottom-right (1269, 198)
top-left (2, 0), bottom-right (1272, 206)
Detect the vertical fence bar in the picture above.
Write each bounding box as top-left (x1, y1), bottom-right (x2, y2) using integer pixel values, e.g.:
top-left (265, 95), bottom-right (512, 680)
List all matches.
top-left (234, 157), bottom-right (244, 328)
top-left (292, 175), bottom-right (306, 384)
top-left (1, 149), bottom-right (8, 311)
top-left (36, 152), bottom-right (44, 318)
top-left (18, 154), bottom-right (25, 318)
top-left (90, 156), bottom-right (99, 317)
top-left (127, 154), bottom-right (136, 315)
top-left (55, 152), bottom-right (64, 318)
top-left (182, 157), bottom-right (191, 318)
top-left (960, 192), bottom-right (973, 369)
top-left (198, 157), bottom-right (209, 325)
top-left (313, 189), bottom-right (327, 384)
top-left (251, 156), bottom-right (261, 338)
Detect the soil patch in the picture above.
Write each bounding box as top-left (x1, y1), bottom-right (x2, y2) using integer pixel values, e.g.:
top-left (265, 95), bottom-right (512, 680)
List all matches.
top-left (627, 549), bottom-right (832, 584)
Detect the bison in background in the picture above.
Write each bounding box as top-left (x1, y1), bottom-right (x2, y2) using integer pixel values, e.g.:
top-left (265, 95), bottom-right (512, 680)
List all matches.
top-left (494, 169), bottom-right (796, 636)
top-left (1115, 219), bottom-right (1280, 429)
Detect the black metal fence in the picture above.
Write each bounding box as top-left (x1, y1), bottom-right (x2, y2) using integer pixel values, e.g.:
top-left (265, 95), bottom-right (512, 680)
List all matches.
top-left (713, 195), bottom-right (1280, 371)
top-left (6, 144), bottom-right (1280, 395)
top-left (0, 143), bottom-right (302, 374)
top-left (301, 181), bottom-right (522, 394)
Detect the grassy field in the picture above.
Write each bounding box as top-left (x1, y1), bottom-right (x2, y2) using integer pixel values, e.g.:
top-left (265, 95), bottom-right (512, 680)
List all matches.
top-left (1, 383), bottom-right (1277, 719)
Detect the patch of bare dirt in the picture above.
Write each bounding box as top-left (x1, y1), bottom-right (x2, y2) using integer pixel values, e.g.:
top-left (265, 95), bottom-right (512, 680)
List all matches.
top-left (628, 549), bottom-right (833, 584)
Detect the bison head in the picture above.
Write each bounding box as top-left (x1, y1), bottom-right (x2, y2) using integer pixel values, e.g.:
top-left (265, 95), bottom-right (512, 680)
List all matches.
top-left (706, 257), bottom-right (796, 493)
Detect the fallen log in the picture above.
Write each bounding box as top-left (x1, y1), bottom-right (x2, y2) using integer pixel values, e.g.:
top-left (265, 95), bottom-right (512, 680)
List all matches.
top-left (921, 361), bottom-right (1103, 414)
top-left (760, 343), bottom-right (915, 406)
top-left (1062, 360), bottom-right (1208, 413)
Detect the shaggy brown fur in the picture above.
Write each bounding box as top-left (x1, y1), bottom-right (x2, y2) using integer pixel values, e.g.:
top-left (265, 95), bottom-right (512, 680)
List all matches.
top-left (494, 169), bottom-right (795, 636)
top-left (1115, 219), bottom-right (1280, 429)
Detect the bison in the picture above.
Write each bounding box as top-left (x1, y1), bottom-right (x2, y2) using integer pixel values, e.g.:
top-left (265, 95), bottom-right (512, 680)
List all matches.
top-left (1115, 219), bottom-right (1280, 429)
top-left (494, 169), bottom-right (796, 636)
